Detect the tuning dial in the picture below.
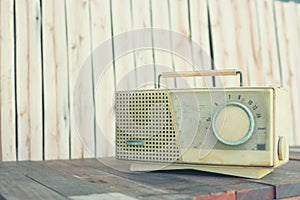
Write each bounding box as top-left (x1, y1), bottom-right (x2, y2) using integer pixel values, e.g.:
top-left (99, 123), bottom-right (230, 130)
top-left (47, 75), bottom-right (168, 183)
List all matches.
top-left (212, 102), bottom-right (255, 146)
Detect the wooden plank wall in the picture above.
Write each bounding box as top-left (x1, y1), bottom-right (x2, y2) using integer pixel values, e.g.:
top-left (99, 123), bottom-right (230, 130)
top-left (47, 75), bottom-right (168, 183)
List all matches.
top-left (0, 0), bottom-right (16, 161)
top-left (274, 0), bottom-right (300, 145)
top-left (15, 0), bottom-right (43, 161)
top-left (90, 0), bottom-right (114, 157)
top-left (0, 0), bottom-right (299, 161)
top-left (208, 0), bottom-right (281, 87)
top-left (42, 0), bottom-right (70, 160)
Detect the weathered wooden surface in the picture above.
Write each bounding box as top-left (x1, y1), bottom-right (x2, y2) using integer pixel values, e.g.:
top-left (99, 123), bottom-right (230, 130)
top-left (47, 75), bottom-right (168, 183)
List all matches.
top-left (90, 0), bottom-right (115, 158)
top-left (208, 0), bottom-right (281, 87)
top-left (0, 152), bottom-right (300, 199)
top-left (169, 0), bottom-right (194, 88)
top-left (0, 0), bottom-right (16, 161)
top-left (111, 0), bottom-right (136, 91)
top-left (274, 1), bottom-right (300, 146)
top-left (189, 0), bottom-right (212, 88)
top-left (15, 0), bottom-right (43, 161)
top-left (290, 146), bottom-right (300, 161)
top-left (0, 162), bottom-right (67, 199)
top-left (151, 0), bottom-right (175, 89)
top-left (42, 0), bottom-right (70, 160)
top-left (66, 0), bottom-right (95, 159)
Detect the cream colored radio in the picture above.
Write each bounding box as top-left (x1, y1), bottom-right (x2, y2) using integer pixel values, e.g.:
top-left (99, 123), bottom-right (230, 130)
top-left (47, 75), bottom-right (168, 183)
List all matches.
top-left (115, 69), bottom-right (289, 179)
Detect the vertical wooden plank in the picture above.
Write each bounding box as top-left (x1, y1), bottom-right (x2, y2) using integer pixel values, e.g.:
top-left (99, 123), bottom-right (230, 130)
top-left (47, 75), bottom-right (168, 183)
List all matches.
top-left (66, 0), bottom-right (94, 158)
top-left (0, 0), bottom-right (16, 161)
top-left (131, 0), bottom-right (155, 89)
top-left (208, 0), bottom-right (280, 87)
top-left (253, 0), bottom-right (281, 86)
top-left (294, 2), bottom-right (300, 146)
top-left (111, 0), bottom-right (135, 90)
top-left (208, 0), bottom-right (249, 87)
top-left (42, 0), bottom-right (70, 160)
top-left (16, 0), bottom-right (43, 161)
top-left (0, 0), bottom-right (2, 161)
top-left (274, 1), bottom-right (300, 145)
top-left (151, 0), bottom-right (175, 89)
top-left (189, 0), bottom-right (212, 87)
top-left (90, 0), bottom-right (115, 157)
top-left (169, 0), bottom-right (194, 88)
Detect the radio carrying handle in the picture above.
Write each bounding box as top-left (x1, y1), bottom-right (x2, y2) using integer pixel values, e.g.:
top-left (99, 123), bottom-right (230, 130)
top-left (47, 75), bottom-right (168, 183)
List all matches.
top-left (157, 69), bottom-right (243, 88)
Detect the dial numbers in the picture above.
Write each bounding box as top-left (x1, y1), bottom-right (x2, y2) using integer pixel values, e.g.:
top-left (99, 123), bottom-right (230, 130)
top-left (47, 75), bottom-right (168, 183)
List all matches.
top-left (211, 91), bottom-right (269, 150)
top-left (170, 89), bottom-right (272, 151)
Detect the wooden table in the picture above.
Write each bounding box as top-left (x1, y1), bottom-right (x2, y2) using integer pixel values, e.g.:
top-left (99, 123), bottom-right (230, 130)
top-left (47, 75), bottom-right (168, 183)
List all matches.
top-left (1, 148), bottom-right (300, 200)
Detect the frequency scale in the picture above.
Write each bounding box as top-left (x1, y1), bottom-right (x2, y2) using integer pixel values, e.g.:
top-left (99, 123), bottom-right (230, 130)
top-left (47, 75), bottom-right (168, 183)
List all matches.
top-left (115, 69), bottom-right (289, 178)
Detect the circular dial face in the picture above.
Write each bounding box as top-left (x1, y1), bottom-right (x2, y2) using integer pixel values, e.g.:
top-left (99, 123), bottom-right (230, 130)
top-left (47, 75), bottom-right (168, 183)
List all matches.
top-left (212, 102), bottom-right (255, 146)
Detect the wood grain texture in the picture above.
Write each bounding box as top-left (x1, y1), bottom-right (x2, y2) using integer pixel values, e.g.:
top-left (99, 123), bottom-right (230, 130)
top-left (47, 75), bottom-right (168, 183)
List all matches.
top-left (160, 69), bottom-right (238, 78)
top-left (208, 0), bottom-right (248, 87)
top-left (253, 0), bottom-right (281, 86)
top-left (0, 0), bottom-right (16, 161)
top-left (22, 161), bottom-right (109, 197)
top-left (248, 160), bottom-right (300, 199)
top-left (169, 0), bottom-right (194, 88)
top-left (3, 158), bottom-right (300, 199)
top-left (189, 0), bottom-right (212, 88)
top-left (111, 0), bottom-right (136, 91)
top-left (23, 160), bottom-right (170, 198)
top-left (2, 0), bottom-right (300, 162)
top-left (290, 146), bottom-right (300, 161)
top-left (0, 162), bottom-right (67, 199)
top-left (208, 0), bottom-right (281, 88)
top-left (90, 0), bottom-right (115, 157)
top-left (131, 0), bottom-right (155, 89)
top-left (66, 0), bottom-right (95, 158)
top-left (274, 1), bottom-right (300, 146)
top-left (64, 158), bottom-right (276, 199)
top-left (151, 0), bottom-right (175, 89)
top-left (42, 0), bottom-right (70, 160)
top-left (16, 0), bottom-right (43, 161)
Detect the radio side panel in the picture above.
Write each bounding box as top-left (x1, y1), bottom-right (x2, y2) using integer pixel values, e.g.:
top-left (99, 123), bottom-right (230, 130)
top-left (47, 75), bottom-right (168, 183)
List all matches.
top-left (273, 88), bottom-right (289, 167)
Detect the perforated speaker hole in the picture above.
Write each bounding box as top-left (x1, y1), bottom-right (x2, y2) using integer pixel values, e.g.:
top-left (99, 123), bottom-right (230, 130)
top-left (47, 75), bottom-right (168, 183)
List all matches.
top-left (116, 90), bottom-right (180, 162)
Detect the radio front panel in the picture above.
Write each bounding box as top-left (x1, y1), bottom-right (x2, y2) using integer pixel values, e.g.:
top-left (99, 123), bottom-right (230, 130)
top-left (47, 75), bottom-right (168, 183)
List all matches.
top-left (115, 90), bottom-right (180, 163)
top-left (115, 87), bottom-right (284, 167)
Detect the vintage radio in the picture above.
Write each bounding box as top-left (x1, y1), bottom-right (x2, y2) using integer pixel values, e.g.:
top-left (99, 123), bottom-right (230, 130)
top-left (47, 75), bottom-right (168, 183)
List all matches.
top-left (115, 69), bottom-right (289, 178)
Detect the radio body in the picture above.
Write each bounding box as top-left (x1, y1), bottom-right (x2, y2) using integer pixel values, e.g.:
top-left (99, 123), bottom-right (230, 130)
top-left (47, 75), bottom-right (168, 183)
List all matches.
top-left (115, 70), bottom-right (289, 178)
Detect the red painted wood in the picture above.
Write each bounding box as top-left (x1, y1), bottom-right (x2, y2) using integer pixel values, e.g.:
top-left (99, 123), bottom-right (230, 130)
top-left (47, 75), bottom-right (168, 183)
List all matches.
top-left (194, 191), bottom-right (236, 200)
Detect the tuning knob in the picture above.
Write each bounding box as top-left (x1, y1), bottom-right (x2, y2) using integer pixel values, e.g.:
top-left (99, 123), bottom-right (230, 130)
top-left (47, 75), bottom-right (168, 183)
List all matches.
top-left (212, 102), bottom-right (255, 146)
top-left (278, 136), bottom-right (287, 161)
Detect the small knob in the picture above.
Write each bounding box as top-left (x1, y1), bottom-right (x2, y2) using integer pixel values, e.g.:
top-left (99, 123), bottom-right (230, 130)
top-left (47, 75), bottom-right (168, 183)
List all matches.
top-left (212, 102), bottom-right (255, 146)
top-left (278, 136), bottom-right (287, 161)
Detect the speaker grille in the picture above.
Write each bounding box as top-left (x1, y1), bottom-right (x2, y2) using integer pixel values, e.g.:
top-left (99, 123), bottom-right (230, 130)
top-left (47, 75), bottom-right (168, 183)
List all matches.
top-left (115, 90), bottom-right (180, 162)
